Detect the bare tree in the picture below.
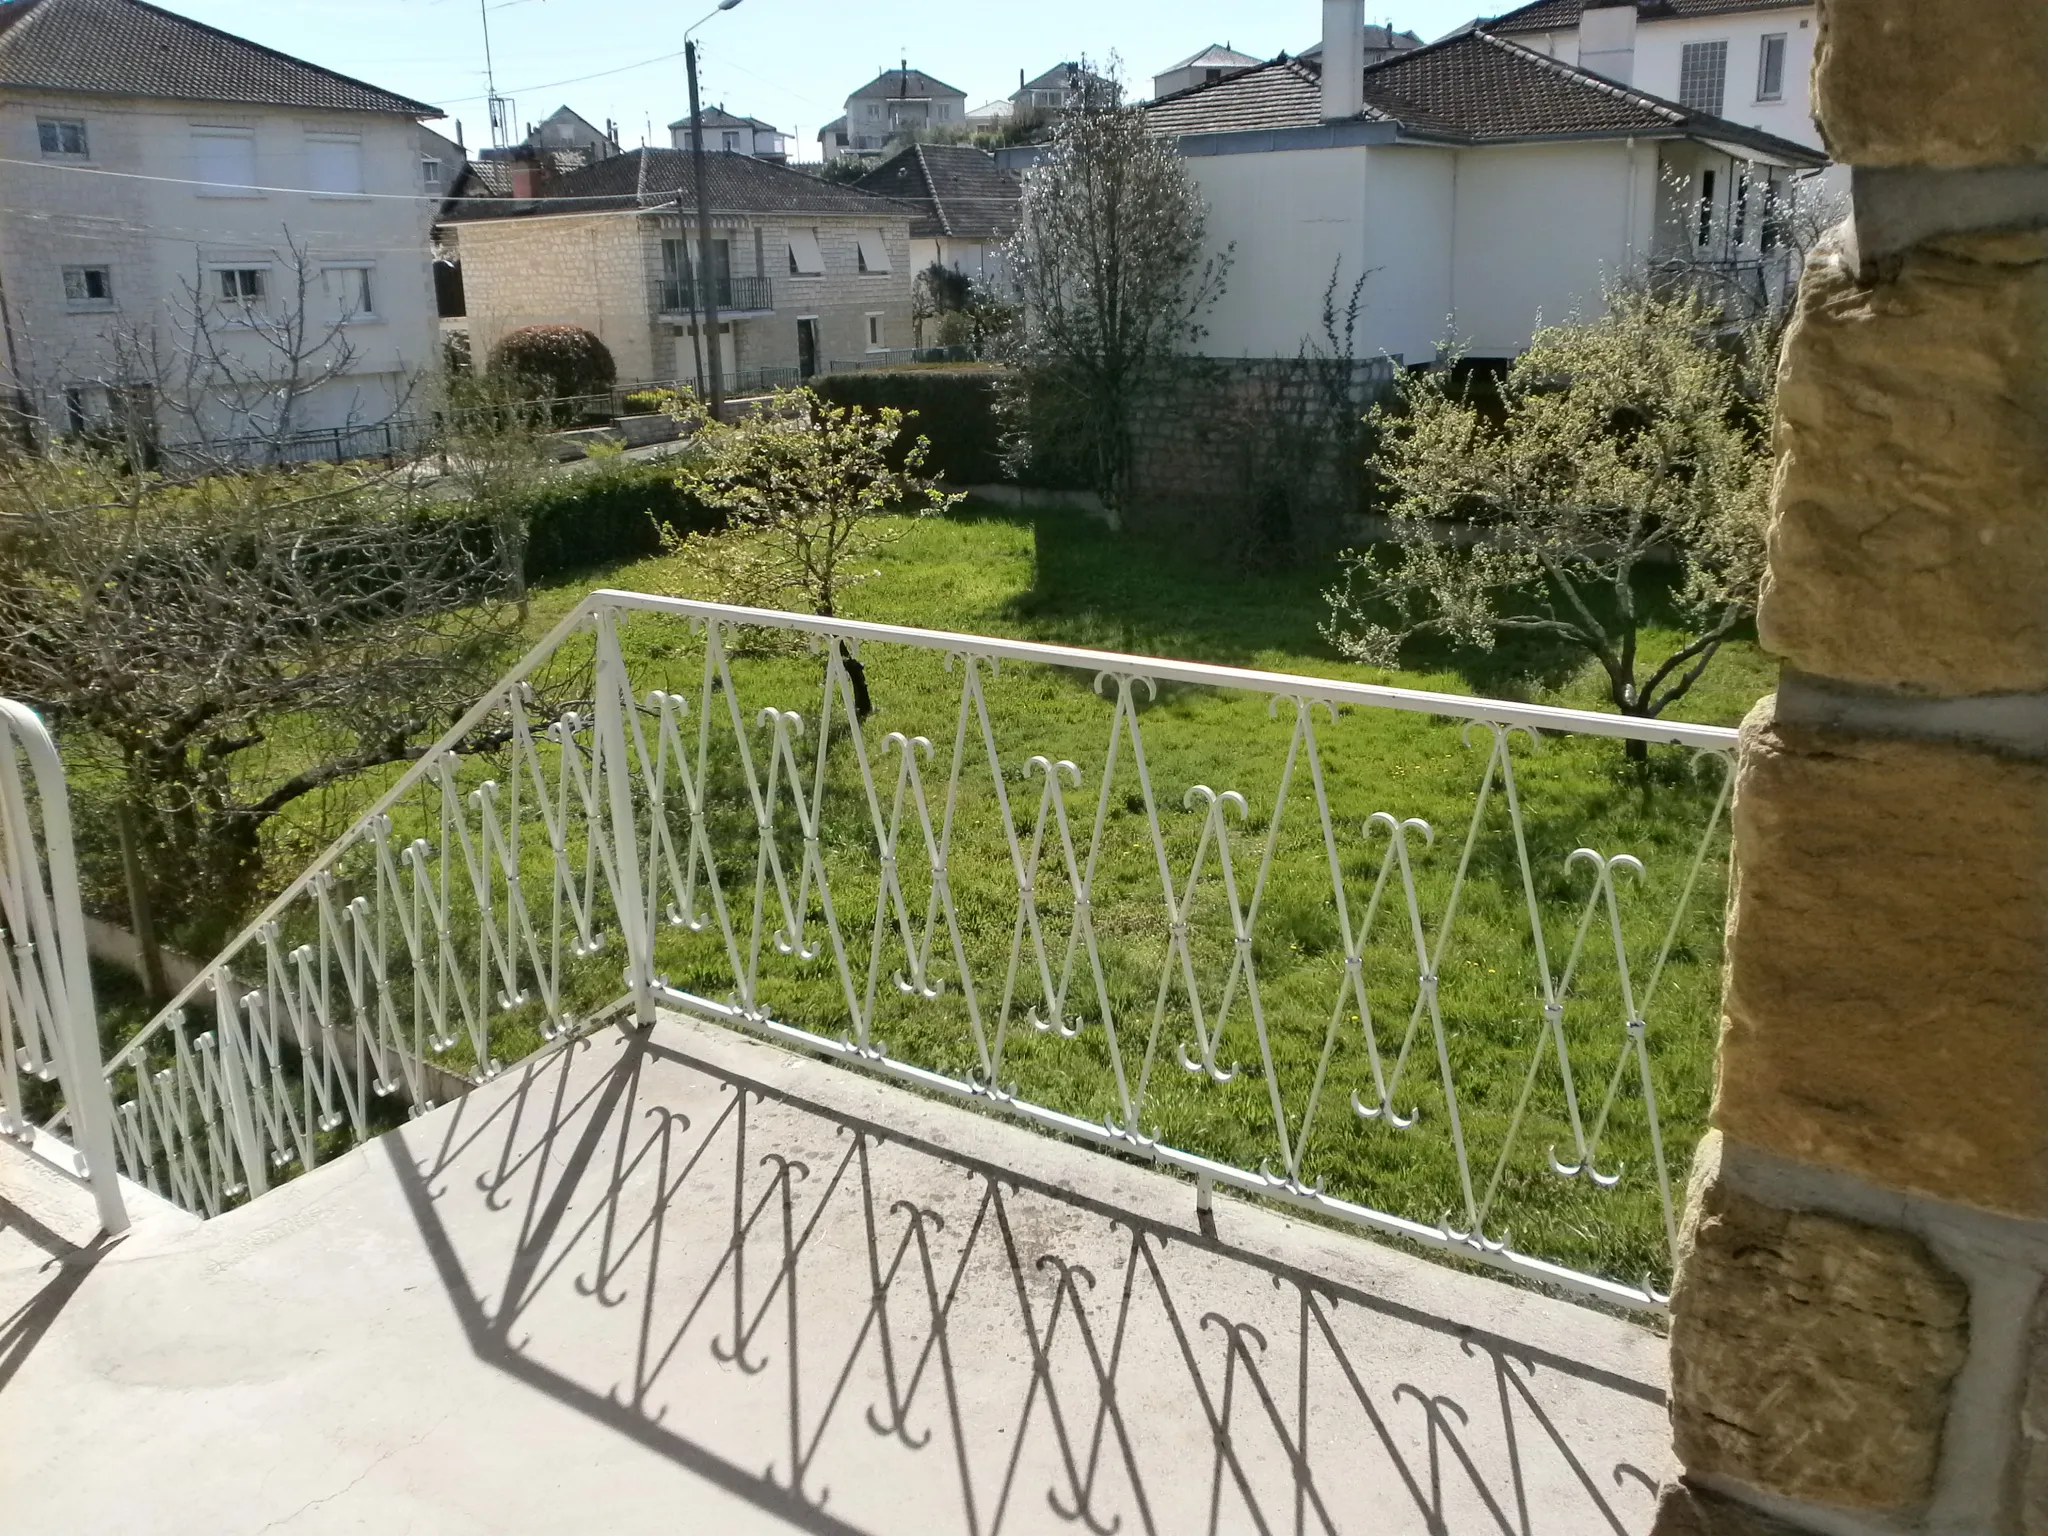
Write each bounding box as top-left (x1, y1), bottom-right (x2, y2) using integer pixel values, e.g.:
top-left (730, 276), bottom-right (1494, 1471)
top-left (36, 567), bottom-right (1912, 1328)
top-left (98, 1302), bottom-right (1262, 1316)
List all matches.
top-left (1004, 68), bottom-right (1231, 513)
top-left (1323, 290), bottom-right (1773, 750)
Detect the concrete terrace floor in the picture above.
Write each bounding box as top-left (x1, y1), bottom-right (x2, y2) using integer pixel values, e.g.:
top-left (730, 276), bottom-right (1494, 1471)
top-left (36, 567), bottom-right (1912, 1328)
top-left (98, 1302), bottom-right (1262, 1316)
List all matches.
top-left (1, 1013), bottom-right (1675, 1534)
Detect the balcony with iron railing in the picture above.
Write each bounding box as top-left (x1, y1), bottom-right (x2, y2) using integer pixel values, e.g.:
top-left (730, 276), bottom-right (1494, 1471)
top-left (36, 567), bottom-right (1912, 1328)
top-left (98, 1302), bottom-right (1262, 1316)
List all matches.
top-left (1, 595), bottom-right (1714, 1529)
top-left (651, 273), bottom-right (776, 318)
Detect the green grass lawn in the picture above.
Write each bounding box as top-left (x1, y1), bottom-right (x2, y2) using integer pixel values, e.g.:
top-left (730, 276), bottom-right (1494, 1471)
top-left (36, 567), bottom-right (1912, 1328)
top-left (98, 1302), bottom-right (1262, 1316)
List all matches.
top-left (399, 506), bottom-right (1761, 1296)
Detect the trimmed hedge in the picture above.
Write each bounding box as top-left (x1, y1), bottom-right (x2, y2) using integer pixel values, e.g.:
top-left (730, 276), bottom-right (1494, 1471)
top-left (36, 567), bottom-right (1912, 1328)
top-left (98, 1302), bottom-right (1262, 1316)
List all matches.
top-left (519, 461), bottom-right (721, 579)
top-left (488, 325), bottom-right (619, 400)
top-left (810, 370), bottom-right (1009, 486)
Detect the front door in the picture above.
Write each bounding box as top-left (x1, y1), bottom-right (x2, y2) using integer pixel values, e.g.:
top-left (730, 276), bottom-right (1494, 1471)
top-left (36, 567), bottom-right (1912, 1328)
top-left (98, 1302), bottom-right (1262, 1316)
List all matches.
top-left (797, 318), bottom-right (819, 380)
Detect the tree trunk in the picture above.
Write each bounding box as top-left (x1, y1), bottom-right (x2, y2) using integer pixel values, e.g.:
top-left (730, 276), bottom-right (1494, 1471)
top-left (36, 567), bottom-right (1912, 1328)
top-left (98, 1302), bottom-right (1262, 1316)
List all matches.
top-left (840, 642), bottom-right (874, 721)
top-left (115, 799), bottom-right (173, 1008)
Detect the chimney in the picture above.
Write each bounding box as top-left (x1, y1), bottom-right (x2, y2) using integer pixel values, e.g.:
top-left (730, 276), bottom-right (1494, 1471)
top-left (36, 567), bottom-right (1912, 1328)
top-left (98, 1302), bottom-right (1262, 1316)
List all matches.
top-left (508, 157), bottom-right (538, 201)
top-left (1321, 0), bottom-right (1365, 121)
top-left (1578, 0), bottom-right (1640, 86)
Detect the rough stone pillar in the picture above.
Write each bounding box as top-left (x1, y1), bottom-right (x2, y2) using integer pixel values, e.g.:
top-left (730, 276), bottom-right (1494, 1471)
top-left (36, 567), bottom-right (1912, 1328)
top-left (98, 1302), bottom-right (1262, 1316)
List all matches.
top-left (1652, 3), bottom-right (2048, 1533)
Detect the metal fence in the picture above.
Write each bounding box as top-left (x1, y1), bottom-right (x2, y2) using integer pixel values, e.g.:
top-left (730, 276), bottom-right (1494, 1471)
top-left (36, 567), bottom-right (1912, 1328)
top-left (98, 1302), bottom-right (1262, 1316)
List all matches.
top-left (94, 594), bottom-right (1737, 1310)
top-left (827, 347), bottom-right (978, 373)
top-left (0, 699), bottom-right (127, 1232)
top-left (649, 274), bottom-right (776, 317)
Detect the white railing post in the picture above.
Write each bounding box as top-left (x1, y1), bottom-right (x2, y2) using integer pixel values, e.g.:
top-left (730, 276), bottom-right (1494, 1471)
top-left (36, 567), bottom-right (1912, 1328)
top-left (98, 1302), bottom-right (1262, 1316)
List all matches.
top-left (593, 607), bottom-right (656, 1026)
top-left (0, 699), bottom-right (129, 1234)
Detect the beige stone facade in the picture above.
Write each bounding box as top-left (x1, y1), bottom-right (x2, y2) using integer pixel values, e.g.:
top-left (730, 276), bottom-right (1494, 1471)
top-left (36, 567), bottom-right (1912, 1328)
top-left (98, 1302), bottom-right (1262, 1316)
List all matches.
top-left (454, 207), bottom-right (916, 391)
top-left (1653, 1), bottom-right (2048, 1531)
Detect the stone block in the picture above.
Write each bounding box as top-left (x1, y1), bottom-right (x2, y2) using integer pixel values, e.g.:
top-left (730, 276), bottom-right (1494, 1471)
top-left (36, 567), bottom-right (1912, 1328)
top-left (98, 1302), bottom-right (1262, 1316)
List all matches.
top-left (2026, 1286), bottom-right (2048, 1535)
top-left (1815, 0), bottom-right (2048, 167)
top-left (1760, 231), bottom-right (2048, 697)
top-left (1649, 1481), bottom-right (1802, 1536)
top-left (1715, 701), bottom-right (2048, 1217)
top-left (1668, 1134), bottom-right (1972, 1511)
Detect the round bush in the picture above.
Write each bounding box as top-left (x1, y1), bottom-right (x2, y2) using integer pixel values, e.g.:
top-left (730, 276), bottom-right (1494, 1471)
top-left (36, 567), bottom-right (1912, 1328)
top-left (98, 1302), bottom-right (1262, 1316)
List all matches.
top-left (488, 325), bottom-right (617, 401)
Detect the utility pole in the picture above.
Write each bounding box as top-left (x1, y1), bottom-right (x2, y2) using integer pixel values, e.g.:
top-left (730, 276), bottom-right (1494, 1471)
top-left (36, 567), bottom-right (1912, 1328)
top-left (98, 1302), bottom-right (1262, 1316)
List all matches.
top-left (686, 38), bottom-right (725, 419)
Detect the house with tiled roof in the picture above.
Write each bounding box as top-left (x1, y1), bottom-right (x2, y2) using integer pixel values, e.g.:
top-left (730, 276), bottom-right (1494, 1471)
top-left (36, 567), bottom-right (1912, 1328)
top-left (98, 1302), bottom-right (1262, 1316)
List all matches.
top-left (0, 0), bottom-right (447, 450)
top-left (1144, 1), bottom-right (1825, 364)
top-left (1484, 0), bottom-right (1821, 152)
top-left (666, 106), bottom-right (788, 163)
top-left (821, 67), bottom-right (968, 164)
top-left (1153, 45), bottom-right (1264, 102)
top-left (445, 149), bottom-right (916, 390)
top-left (850, 144), bottom-right (1020, 286)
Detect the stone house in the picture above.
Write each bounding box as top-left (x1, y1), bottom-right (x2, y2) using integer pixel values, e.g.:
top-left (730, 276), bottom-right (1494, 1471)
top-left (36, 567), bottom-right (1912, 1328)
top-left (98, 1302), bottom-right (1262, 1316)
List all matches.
top-left (0, 0), bottom-right (446, 447)
top-left (666, 107), bottom-right (787, 162)
top-left (446, 148), bottom-right (917, 388)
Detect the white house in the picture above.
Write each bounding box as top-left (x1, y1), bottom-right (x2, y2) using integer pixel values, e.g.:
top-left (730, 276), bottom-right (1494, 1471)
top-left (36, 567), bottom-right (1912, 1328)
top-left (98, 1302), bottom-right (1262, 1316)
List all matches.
top-left (851, 144), bottom-right (1020, 287)
top-left (668, 107), bottom-right (788, 162)
top-left (1153, 46), bottom-right (1263, 102)
top-left (1145, 0), bottom-right (1826, 365)
top-left (1485, 0), bottom-right (1822, 153)
top-left (819, 68), bottom-right (968, 165)
top-left (0, 0), bottom-right (445, 449)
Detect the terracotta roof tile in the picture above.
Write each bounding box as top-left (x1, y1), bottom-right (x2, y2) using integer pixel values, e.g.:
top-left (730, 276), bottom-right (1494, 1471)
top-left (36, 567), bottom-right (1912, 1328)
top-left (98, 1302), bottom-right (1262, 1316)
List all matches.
top-left (1489, 0), bottom-right (1810, 33)
top-left (851, 144), bottom-right (1020, 242)
top-left (445, 147), bottom-right (915, 222)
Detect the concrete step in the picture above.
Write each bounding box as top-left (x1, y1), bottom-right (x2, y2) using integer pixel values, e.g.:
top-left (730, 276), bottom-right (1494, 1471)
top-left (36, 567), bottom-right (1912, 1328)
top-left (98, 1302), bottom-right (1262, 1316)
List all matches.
top-left (0, 1012), bottom-right (1673, 1533)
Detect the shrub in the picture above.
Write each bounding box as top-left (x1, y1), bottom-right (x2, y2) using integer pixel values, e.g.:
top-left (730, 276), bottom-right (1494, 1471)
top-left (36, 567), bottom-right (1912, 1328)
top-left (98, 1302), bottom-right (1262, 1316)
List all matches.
top-left (810, 370), bottom-right (1009, 486)
top-left (488, 325), bottom-right (618, 401)
top-left (518, 459), bottom-right (723, 579)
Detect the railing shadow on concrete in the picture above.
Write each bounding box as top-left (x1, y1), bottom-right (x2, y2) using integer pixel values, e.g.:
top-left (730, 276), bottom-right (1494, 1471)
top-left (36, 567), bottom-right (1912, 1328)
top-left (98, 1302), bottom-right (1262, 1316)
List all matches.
top-left (385, 1025), bottom-right (1667, 1535)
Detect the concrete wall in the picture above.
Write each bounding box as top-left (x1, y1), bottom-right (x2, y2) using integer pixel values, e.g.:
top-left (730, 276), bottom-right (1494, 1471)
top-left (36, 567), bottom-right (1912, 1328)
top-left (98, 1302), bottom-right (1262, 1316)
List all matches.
top-left (456, 209), bottom-right (915, 386)
top-left (1448, 139), bottom-right (1657, 355)
top-left (1183, 136), bottom-right (1657, 365)
top-left (0, 90), bottom-right (440, 439)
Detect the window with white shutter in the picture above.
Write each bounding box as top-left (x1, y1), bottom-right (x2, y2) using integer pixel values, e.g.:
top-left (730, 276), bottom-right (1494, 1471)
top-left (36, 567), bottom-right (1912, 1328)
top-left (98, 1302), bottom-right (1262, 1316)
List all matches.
top-left (855, 229), bottom-right (891, 275)
top-left (306, 135), bottom-right (364, 196)
top-left (192, 131), bottom-right (258, 197)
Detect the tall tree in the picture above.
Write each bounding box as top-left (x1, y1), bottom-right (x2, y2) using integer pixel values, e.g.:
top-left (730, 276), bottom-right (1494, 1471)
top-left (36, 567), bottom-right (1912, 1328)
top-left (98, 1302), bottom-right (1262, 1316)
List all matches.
top-left (1005, 78), bottom-right (1230, 513)
top-left (1323, 290), bottom-right (1773, 741)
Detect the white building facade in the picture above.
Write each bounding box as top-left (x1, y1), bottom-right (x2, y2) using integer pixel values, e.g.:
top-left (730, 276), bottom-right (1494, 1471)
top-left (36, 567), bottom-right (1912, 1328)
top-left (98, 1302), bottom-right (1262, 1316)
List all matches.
top-left (1147, 2), bottom-right (1826, 366)
top-left (0, 0), bottom-right (445, 451)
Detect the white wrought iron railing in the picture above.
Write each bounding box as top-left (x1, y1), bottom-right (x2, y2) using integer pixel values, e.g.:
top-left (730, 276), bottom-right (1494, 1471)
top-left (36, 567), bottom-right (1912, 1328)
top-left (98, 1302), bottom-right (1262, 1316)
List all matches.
top-left (0, 699), bottom-right (128, 1233)
top-left (98, 593), bottom-right (1738, 1310)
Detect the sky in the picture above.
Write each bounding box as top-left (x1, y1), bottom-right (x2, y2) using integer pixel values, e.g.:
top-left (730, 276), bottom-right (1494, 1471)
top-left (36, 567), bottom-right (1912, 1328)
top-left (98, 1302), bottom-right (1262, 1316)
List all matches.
top-left (165, 0), bottom-right (1492, 159)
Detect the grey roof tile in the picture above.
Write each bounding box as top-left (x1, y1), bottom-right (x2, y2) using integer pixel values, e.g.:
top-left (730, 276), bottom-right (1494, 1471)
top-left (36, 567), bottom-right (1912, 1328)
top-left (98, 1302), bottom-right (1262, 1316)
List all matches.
top-left (0, 0), bottom-right (437, 116)
top-left (851, 144), bottom-right (1020, 243)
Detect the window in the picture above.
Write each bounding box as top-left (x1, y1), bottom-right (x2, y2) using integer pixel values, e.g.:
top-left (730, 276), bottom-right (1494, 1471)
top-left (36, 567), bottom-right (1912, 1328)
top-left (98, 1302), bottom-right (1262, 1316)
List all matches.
top-left (1757, 34), bottom-right (1788, 101)
top-left (216, 267), bottom-right (267, 303)
top-left (37, 118), bottom-right (87, 158)
top-left (305, 134), bottom-right (364, 196)
top-left (722, 131), bottom-right (742, 152)
top-left (421, 157), bottom-right (444, 194)
top-left (855, 229), bottom-right (891, 275)
top-left (193, 130), bottom-right (259, 196)
top-left (1678, 41), bottom-right (1729, 115)
top-left (787, 228), bottom-right (826, 276)
top-left (1697, 168), bottom-right (1718, 248)
top-left (323, 264), bottom-right (375, 319)
top-left (866, 313), bottom-right (884, 350)
top-left (62, 266), bottom-right (113, 309)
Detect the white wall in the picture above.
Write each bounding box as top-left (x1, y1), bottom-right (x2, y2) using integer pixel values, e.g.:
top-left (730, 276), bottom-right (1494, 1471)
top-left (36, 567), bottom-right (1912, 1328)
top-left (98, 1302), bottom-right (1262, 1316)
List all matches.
top-left (1181, 136), bottom-right (1654, 365)
top-left (1508, 7), bottom-right (1821, 151)
top-left (1181, 145), bottom-right (1370, 360)
top-left (1448, 140), bottom-right (1655, 355)
top-left (1632, 10), bottom-right (1820, 149)
top-left (0, 92), bottom-right (440, 441)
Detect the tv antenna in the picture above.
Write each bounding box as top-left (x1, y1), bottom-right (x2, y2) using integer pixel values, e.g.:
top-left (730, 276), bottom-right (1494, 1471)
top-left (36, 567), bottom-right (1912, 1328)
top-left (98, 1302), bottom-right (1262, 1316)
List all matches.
top-left (481, 0), bottom-right (516, 148)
